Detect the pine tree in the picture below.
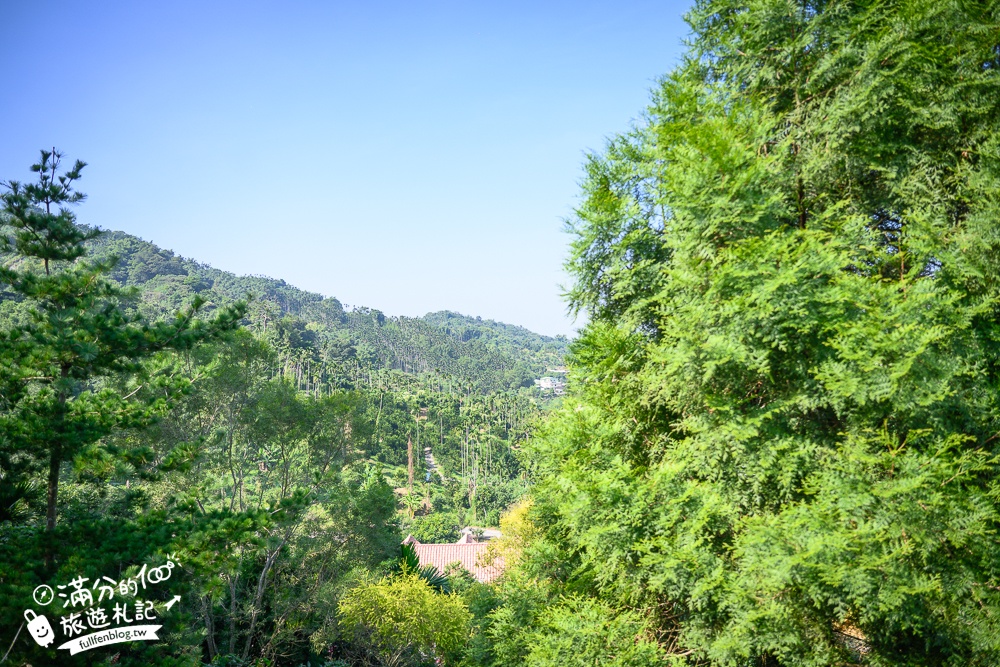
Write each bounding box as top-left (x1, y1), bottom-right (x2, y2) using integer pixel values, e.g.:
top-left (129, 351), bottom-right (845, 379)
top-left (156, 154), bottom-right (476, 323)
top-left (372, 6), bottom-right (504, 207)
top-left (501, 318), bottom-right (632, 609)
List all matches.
top-left (0, 150), bottom-right (245, 565)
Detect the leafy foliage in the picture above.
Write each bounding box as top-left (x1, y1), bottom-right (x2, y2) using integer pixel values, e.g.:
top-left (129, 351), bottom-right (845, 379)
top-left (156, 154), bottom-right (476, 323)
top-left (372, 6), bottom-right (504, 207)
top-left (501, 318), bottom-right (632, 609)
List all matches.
top-left (524, 597), bottom-right (663, 667)
top-left (338, 572), bottom-right (472, 666)
top-left (508, 1), bottom-right (1000, 666)
top-left (406, 511), bottom-right (461, 544)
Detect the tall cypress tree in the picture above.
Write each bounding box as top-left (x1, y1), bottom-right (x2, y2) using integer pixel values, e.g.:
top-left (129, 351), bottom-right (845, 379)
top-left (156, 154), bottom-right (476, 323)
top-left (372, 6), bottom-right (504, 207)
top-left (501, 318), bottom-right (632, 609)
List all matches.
top-left (0, 150), bottom-right (245, 565)
top-left (521, 1), bottom-right (1000, 665)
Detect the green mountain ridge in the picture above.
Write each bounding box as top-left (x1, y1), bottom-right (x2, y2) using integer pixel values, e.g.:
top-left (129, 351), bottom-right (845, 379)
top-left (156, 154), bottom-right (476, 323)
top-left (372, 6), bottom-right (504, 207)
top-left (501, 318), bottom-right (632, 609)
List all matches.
top-left (77, 228), bottom-right (568, 394)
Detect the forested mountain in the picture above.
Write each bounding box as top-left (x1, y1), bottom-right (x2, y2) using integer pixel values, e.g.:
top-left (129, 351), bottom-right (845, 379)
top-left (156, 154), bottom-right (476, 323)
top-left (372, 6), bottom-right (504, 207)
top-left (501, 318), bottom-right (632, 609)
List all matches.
top-left (73, 230), bottom-right (567, 396)
top-left (0, 185), bottom-right (558, 665)
top-left (5, 1), bottom-right (999, 666)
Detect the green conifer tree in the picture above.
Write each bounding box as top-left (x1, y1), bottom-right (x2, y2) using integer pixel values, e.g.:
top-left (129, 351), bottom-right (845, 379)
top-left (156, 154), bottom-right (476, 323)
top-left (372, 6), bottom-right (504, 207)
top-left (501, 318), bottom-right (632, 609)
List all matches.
top-left (0, 150), bottom-right (245, 565)
top-left (519, 1), bottom-right (1000, 665)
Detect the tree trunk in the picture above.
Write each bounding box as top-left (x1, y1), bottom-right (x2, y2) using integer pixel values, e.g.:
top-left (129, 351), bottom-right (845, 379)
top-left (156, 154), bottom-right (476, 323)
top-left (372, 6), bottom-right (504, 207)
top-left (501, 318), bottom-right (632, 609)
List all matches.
top-left (242, 536), bottom-right (288, 661)
top-left (203, 595), bottom-right (218, 660)
top-left (407, 435), bottom-right (414, 492)
top-left (228, 574), bottom-right (238, 654)
top-left (45, 447), bottom-right (60, 533)
top-left (44, 445), bottom-right (62, 570)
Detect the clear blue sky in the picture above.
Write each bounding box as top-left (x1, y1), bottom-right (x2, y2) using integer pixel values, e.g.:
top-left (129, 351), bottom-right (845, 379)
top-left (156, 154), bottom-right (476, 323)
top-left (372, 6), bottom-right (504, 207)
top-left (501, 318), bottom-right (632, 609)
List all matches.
top-left (1, 1), bottom-right (692, 337)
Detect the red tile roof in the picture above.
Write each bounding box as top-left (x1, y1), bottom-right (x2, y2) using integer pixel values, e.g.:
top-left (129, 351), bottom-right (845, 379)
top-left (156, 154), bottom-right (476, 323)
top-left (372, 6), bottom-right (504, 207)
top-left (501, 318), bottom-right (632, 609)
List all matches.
top-left (412, 542), bottom-right (504, 583)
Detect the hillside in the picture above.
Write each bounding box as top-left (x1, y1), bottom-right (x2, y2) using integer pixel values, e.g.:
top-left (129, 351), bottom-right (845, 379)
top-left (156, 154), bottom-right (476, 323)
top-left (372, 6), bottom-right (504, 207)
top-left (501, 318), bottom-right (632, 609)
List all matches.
top-left (78, 229), bottom-right (568, 394)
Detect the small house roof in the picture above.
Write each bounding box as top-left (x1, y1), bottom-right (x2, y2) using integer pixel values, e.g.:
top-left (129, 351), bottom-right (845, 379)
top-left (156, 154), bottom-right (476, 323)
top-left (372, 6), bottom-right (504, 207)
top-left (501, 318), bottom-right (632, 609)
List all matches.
top-left (412, 542), bottom-right (504, 583)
